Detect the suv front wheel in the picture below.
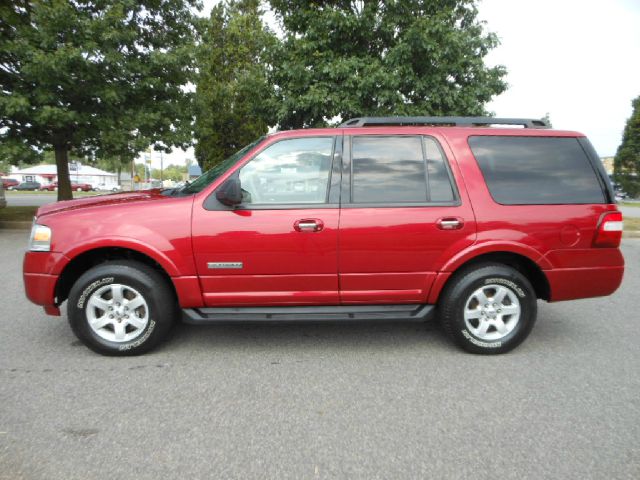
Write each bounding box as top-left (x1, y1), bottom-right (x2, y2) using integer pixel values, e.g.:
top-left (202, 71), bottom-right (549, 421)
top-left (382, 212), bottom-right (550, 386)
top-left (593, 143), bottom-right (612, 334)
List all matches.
top-left (439, 263), bottom-right (537, 354)
top-left (67, 261), bottom-right (176, 355)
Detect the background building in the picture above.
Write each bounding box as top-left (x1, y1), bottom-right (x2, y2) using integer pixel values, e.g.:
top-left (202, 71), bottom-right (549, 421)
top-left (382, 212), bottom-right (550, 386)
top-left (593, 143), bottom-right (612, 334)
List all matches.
top-left (8, 164), bottom-right (118, 189)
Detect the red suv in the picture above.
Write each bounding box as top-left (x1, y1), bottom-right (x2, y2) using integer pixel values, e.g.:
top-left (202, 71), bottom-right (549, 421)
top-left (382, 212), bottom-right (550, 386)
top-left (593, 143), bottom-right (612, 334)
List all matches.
top-left (23, 117), bottom-right (624, 356)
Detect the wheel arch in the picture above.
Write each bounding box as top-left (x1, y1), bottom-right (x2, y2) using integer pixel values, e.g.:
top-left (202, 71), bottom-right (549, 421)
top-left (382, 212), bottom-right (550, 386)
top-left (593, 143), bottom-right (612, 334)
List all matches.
top-left (431, 250), bottom-right (551, 303)
top-left (55, 246), bottom-right (178, 307)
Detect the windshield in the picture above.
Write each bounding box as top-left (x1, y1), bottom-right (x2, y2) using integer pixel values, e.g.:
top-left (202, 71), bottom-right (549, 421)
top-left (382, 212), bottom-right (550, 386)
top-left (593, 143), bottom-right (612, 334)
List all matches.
top-left (182, 137), bottom-right (266, 194)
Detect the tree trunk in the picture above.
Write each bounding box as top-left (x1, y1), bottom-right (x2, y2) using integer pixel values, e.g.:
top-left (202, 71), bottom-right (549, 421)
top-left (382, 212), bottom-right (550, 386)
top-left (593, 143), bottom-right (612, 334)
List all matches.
top-left (55, 145), bottom-right (73, 201)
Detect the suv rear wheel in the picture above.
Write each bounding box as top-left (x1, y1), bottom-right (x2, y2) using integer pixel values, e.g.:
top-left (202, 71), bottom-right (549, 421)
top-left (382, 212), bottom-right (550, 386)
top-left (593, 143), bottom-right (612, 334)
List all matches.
top-left (67, 261), bottom-right (176, 356)
top-left (439, 263), bottom-right (537, 354)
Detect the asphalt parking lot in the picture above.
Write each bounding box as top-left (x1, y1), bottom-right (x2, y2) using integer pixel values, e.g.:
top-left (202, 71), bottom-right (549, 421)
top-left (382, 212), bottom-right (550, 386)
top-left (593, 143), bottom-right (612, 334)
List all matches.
top-left (1, 229), bottom-right (638, 480)
top-left (4, 193), bottom-right (102, 207)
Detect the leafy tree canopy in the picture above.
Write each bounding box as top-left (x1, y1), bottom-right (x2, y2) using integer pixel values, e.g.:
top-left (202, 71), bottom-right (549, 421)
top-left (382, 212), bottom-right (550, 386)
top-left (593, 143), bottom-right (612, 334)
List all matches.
top-left (269, 0), bottom-right (507, 129)
top-left (151, 164), bottom-right (188, 182)
top-left (0, 137), bottom-right (42, 174)
top-left (614, 95), bottom-right (640, 197)
top-left (0, 0), bottom-right (199, 199)
top-left (194, 0), bottom-right (276, 170)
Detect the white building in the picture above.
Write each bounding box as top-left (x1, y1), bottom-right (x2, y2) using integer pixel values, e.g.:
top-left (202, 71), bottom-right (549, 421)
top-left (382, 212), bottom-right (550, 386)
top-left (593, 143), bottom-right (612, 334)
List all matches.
top-left (9, 164), bottom-right (118, 189)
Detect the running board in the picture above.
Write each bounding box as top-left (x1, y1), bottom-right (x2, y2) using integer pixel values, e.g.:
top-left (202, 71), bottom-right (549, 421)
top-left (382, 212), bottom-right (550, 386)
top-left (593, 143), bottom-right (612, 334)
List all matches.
top-left (182, 304), bottom-right (434, 324)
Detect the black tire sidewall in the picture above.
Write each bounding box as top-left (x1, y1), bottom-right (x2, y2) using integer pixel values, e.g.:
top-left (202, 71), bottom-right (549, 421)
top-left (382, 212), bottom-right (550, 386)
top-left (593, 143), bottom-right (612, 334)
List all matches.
top-left (441, 265), bottom-right (537, 354)
top-left (68, 262), bottom-right (175, 356)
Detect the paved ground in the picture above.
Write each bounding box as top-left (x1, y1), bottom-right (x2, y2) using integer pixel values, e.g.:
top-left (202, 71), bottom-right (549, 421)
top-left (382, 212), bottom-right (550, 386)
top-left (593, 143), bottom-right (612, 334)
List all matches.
top-left (4, 193), bottom-right (104, 207)
top-left (621, 204), bottom-right (640, 218)
top-left (1, 229), bottom-right (638, 480)
top-left (5, 194), bottom-right (57, 207)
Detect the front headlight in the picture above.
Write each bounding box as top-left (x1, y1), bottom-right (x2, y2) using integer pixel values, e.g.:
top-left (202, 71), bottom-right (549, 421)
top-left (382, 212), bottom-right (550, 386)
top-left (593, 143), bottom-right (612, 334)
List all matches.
top-left (29, 223), bottom-right (52, 252)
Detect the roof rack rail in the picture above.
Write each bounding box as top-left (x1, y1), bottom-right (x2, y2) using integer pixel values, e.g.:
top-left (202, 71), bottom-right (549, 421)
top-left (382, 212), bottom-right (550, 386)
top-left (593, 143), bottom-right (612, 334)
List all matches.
top-left (338, 116), bottom-right (550, 129)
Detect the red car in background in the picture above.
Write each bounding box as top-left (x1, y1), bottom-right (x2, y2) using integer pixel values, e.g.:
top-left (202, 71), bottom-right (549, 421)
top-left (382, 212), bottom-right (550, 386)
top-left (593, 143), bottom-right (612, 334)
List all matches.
top-left (40, 181), bottom-right (93, 192)
top-left (1, 178), bottom-right (19, 189)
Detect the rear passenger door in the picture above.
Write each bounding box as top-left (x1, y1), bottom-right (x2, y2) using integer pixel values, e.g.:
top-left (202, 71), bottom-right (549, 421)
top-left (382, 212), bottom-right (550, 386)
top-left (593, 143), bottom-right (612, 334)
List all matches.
top-left (338, 134), bottom-right (476, 304)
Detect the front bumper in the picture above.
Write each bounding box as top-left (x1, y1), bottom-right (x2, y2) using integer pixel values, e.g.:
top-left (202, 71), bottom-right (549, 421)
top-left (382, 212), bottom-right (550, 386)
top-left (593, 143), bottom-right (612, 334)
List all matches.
top-left (23, 272), bottom-right (60, 315)
top-left (23, 251), bottom-right (68, 316)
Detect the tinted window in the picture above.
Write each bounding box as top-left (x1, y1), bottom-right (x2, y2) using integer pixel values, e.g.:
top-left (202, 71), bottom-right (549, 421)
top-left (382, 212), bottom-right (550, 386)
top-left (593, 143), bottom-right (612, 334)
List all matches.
top-left (424, 137), bottom-right (455, 202)
top-left (239, 137), bottom-right (334, 204)
top-left (352, 136), bottom-right (427, 203)
top-left (469, 136), bottom-right (605, 205)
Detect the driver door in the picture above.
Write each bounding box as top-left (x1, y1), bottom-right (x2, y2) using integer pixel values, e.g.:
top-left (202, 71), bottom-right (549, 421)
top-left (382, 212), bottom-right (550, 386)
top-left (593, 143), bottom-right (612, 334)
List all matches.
top-left (191, 135), bottom-right (342, 307)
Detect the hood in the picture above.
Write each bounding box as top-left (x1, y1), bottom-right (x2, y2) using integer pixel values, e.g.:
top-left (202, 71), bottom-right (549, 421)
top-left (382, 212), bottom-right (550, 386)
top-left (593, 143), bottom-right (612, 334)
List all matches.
top-left (36, 189), bottom-right (170, 218)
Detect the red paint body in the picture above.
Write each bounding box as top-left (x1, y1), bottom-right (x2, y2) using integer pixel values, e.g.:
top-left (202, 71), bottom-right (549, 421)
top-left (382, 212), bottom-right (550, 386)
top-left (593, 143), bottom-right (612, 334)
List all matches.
top-left (23, 127), bottom-right (624, 314)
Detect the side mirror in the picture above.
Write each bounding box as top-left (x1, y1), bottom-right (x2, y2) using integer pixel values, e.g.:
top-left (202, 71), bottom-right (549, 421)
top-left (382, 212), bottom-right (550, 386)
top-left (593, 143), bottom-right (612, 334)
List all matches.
top-left (215, 176), bottom-right (243, 206)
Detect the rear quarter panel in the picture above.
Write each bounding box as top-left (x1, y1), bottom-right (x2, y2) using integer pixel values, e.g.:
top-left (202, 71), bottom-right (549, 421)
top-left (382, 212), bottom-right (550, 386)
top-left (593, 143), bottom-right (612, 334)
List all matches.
top-left (439, 128), bottom-right (623, 301)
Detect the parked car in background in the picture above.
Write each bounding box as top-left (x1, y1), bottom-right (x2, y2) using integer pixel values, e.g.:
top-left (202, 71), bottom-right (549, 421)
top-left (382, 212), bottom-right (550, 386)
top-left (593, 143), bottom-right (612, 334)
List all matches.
top-left (40, 182), bottom-right (93, 192)
top-left (23, 116), bottom-right (624, 356)
top-left (95, 183), bottom-right (122, 192)
top-left (0, 183), bottom-right (6, 209)
top-left (11, 181), bottom-right (41, 191)
top-left (1, 178), bottom-right (19, 190)
top-left (614, 189), bottom-right (629, 201)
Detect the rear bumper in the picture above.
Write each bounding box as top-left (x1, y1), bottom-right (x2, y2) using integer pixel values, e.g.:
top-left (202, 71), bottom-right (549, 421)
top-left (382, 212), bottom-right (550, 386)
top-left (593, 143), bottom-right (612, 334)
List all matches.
top-left (545, 266), bottom-right (624, 302)
top-left (543, 247), bottom-right (624, 302)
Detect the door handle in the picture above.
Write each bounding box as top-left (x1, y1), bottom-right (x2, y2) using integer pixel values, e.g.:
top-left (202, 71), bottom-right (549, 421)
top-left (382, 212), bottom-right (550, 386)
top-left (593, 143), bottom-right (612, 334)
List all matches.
top-left (437, 217), bottom-right (464, 230)
top-left (294, 219), bottom-right (324, 232)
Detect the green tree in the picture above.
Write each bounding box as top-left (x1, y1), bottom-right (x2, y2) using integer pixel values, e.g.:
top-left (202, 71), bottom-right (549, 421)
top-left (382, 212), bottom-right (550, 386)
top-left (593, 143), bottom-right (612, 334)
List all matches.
top-left (0, 138), bottom-right (42, 174)
top-left (151, 164), bottom-right (187, 182)
top-left (614, 96), bottom-right (640, 197)
top-left (269, 0), bottom-right (507, 128)
top-left (0, 0), bottom-right (198, 200)
top-left (95, 155), bottom-right (128, 185)
top-left (194, 0), bottom-right (276, 170)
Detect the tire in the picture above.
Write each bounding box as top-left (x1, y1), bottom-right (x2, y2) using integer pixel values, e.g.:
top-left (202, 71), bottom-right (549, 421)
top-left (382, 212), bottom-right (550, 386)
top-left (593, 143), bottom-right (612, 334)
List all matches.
top-left (67, 260), bottom-right (177, 356)
top-left (438, 263), bottom-right (537, 354)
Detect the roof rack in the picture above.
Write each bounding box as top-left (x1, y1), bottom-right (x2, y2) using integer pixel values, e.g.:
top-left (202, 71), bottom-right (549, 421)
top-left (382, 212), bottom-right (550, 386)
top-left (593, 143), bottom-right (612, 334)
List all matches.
top-left (338, 116), bottom-right (550, 129)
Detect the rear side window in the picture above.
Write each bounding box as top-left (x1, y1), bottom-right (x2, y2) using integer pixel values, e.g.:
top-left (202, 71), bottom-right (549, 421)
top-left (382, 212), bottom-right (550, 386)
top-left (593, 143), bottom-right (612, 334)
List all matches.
top-left (351, 136), bottom-right (456, 204)
top-left (352, 136), bottom-right (426, 203)
top-left (468, 136), bottom-right (605, 205)
top-left (424, 137), bottom-right (455, 202)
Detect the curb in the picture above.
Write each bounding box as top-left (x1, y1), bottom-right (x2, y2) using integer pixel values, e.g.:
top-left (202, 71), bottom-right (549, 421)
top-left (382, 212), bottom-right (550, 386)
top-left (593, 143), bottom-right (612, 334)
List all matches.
top-left (624, 231), bottom-right (640, 239)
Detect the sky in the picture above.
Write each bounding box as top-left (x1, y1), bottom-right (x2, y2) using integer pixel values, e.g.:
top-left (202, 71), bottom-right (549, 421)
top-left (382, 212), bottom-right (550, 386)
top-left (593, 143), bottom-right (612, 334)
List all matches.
top-left (145, 0), bottom-right (640, 169)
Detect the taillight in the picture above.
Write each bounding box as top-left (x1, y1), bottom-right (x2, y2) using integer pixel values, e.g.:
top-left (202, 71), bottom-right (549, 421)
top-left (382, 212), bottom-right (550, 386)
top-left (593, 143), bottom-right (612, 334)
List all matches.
top-left (593, 211), bottom-right (623, 248)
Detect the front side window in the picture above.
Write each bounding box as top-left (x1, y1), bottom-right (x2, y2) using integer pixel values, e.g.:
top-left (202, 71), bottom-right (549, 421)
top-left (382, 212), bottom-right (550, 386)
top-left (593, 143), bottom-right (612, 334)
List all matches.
top-left (239, 137), bottom-right (334, 205)
top-left (183, 137), bottom-right (265, 195)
